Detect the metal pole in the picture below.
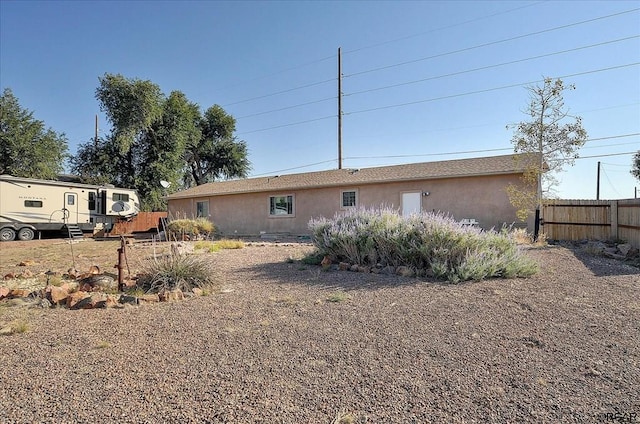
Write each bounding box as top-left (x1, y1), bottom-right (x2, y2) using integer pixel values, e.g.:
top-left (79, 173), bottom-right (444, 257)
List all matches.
top-left (596, 161), bottom-right (600, 200)
top-left (117, 236), bottom-right (126, 291)
top-left (337, 47), bottom-right (342, 170)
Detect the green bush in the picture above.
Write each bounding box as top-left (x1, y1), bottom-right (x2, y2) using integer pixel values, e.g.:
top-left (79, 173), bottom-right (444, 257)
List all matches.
top-left (137, 254), bottom-right (215, 293)
top-left (309, 207), bottom-right (538, 283)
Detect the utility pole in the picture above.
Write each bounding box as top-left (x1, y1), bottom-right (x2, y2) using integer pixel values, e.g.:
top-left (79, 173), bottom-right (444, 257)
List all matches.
top-left (337, 47), bottom-right (343, 170)
top-left (596, 161), bottom-right (600, 200)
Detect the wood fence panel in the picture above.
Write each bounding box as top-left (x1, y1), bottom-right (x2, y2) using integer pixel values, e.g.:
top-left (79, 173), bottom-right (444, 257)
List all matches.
top-left (542, 199), bottom-right (640, 248)
top-left (110, 212), bottom-right (168, 235)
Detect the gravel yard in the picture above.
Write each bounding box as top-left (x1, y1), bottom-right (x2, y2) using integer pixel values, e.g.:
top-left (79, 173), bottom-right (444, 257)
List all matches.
top-left (0, 240), bottom-right (639, 423)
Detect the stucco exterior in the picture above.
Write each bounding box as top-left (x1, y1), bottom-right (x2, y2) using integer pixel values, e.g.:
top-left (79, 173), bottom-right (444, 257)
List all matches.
top-left (167, 172), bottom-right (532, 236)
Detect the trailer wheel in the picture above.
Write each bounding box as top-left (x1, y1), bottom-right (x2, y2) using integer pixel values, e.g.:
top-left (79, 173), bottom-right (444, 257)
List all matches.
top-left (0, 227), bottom-right (16, 242)
top-left (17, 227), bottom-right (35, 241)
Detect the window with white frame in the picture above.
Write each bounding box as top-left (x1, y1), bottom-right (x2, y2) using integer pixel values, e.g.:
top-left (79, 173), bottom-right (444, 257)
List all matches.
top-left (196, 201), bottom-right (209, 218)
top-left (269, 195), bottom-right (293, 216)
top-left (341, 190), bottom-right (357, 208)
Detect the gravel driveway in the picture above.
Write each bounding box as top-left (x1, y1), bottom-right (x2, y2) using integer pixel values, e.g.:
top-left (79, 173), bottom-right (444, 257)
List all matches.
top-left (0, 242), bottom-right (638, 423)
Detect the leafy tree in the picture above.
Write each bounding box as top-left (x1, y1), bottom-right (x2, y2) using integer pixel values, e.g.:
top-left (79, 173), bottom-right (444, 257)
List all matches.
top-left (0, 88), bottom-right (68, 179)
top-left (70, 73), bottom-right (250, 211)
top-left (506, 77), bottom-right (588, 231)
top-left (631, 151), bottom-right (640, 181)
top-left (184, 105), bottom-right (250, 186)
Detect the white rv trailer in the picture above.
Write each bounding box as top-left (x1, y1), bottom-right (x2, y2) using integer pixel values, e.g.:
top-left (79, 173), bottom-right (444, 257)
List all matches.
top-left (0, 175), bottom-right (140, 241)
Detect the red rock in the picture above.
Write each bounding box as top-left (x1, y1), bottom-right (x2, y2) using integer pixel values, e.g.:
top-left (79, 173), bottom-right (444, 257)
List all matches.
top-left (338, 262), bottom-right (350, 271)
top-left (48, 286), bottom-right (69, 305)
top-left (3, 273), bottom-right (15, 280)
top-left (9, 288), bottom-right (31, 298)
top-left (67, 291), bottom-right (91, 309)
top-left (18, 259), bottom-right (37, 266)
top-left (139, 294), bottom-right (160, 303)
top-left (321, 256), bottom-right (332, 268)
top-left (0, 286), bottom-right (10, 300)
top-left (18, 269), bottom-right (33, 278)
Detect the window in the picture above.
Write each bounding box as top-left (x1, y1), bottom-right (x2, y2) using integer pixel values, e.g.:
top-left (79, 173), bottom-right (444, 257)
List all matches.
top-left (88, 192), bottom-right (96, 210)
top-left (67, 194), bottom-right (75, 206)
top-left (24, 200), bottom-right (42, 208)
top-left (269, 195), bottom-right (293, 216)
top-left (196, 201), bottom-right (209, 218)
top-left (113, 192), bottom-right (129, 202)
top-left (341, 190), bottom-right (357, 208)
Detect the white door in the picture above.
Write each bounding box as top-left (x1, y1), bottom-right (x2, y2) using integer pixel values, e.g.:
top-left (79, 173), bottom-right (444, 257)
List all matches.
top-left (402, 192), bottom-right (421, 217)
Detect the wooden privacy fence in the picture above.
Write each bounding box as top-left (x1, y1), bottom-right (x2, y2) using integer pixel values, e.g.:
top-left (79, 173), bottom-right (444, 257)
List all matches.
top-left (110, 212), bottom-right (168, 235)
top-left (542, 199), bottom-right (640, 248)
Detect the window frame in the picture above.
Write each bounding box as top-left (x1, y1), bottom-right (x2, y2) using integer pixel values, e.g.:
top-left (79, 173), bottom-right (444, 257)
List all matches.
top-left (196, 200), bottom-right (209, 218)
top-left (340, 189), bottom-right (358, 209)
top-left (268, 194), bottom-right (295, 217)
top-left (24, 200), bottom-right (43, 208)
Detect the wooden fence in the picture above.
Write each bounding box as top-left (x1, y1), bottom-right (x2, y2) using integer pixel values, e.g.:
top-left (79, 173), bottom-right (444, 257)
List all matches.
top-left (110, 212), bottom-right (167, 236)
top-left (542, 199), bottom-right (640, 248)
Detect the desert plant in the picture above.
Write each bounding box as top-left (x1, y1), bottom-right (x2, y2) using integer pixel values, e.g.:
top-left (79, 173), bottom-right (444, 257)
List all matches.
top-left (167, 218), bottom-right (215, 240)
top-left (214, 239), bottom-right (244, 249)
top-left (326, 291), bottom-right (349, 302)
top-left (309, 207), bottom-right (538, 283)
top-left (137, 253), bottom-right (215, 293)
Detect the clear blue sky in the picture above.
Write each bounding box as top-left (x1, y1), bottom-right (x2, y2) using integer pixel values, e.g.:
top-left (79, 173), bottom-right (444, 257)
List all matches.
top-left (1, 1), bottom-right (638, 199)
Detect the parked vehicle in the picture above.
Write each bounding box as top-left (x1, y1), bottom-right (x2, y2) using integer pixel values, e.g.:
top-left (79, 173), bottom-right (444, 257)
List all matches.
top-left (0, 175), bottom-right (140, 241)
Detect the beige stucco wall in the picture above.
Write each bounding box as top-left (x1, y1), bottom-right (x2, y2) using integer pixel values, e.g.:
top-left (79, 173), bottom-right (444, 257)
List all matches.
top-left (168, 173), bottom-right (533, 236)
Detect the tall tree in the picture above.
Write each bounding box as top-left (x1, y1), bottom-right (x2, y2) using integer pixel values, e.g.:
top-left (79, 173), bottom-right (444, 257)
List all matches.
top-left (70, 73), bottom-right (250, 211)
top-left (506, 77), bottom-right (587, 236)
top-left (0, 88), bottom-right (68, 179)
top-left (184, 105), bottom-right (250, 186)
top-left (631, 151), bottom-right (640, 181)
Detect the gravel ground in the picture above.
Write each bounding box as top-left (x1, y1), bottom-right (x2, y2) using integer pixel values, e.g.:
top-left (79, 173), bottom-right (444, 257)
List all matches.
top-left (0, 241), bottom-right (639, 423)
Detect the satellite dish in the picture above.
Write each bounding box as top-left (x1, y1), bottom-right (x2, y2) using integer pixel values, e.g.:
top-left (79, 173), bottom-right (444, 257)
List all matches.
top-left (160, 180), bottom-right (171, 188)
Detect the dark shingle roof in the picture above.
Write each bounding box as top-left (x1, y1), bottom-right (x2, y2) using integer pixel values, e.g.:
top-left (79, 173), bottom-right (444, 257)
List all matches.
top-left (168, 153), bottom-right (538, 199)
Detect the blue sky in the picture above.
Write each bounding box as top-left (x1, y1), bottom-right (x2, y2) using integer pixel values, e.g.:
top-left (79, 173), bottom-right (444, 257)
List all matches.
top-left (1, 0), bottom-right (638, 200)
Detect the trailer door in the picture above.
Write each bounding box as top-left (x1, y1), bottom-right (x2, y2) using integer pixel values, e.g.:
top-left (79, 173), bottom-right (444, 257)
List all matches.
top-left (63, 192), bottom-right (79, 224)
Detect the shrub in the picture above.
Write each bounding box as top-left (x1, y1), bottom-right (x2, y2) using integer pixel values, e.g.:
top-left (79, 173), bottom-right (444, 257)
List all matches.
top-left (137, 253), bottom-right (215, 293)
top-left (167, 218), bottom-right (215, 240)
top-left (309, 207), bottom-right (538, 283)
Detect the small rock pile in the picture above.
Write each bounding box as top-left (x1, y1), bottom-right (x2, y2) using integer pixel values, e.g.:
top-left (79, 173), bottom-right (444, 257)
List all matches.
top-left (554, 239), bottom-right (640, 267)
top-left (1, 268), bottom-right (201, 310)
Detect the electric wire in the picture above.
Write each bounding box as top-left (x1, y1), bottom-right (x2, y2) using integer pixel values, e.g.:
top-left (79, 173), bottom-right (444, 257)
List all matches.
top-left (223, 78), bottom-right (335, 107)
top-left (345, 63), bottom-right (640, 115)
top-left (344, 36), bottom-right (639, 97)
top-left (344, 8), bottom-right (639, 78)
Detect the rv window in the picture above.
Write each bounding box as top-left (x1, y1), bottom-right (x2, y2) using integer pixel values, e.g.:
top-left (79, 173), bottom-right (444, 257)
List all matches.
top-left (113, 193), bottom-right (129, 202)
top-left (67, 195), bottom-right (75, 206)
top-left (24, 200), bottom-right (43, 208)
top-left (88, 192), bottom-right (96, 210)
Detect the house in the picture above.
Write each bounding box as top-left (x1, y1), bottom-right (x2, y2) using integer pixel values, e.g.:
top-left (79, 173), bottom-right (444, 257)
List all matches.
top-left (166, 153), bottom-right (539, 237)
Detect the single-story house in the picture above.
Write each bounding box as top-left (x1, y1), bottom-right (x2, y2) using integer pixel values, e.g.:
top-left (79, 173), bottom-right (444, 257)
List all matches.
top-left (166, 153), bottom-right (539, 237)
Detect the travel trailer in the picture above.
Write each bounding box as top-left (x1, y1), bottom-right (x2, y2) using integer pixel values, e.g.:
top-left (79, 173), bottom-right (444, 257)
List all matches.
top-left (0, 175), bottom-right (140, 241)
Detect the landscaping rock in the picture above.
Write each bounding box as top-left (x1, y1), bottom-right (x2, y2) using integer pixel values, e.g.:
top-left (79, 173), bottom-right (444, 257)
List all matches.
top-left (159, 289), bottom-right (184, 302)
top-left (338, 262), bottom-right (350, 271)
top-left (118, 295), bottom-right (139, 306)
top-left (47, 286), bottom-right (69, 306)
top-left (66, 291), bottom-right (92, 309)
top-left (0, 286), bottom-right (9, 300)
top-left (78, 274), bottom-right (117, 291)
top-left (139, 294), bottom-right (160, 303)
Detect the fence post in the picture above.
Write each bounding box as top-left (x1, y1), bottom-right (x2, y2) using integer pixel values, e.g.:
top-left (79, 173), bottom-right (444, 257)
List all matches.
top-left (610, 200), bottom-right (618, 242)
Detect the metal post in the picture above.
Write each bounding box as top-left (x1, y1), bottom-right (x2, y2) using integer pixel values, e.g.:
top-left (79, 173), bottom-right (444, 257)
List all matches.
top-left (117, 236), bottom-right (126, 291)
top-left (337, 47), bottom-right (342, 170)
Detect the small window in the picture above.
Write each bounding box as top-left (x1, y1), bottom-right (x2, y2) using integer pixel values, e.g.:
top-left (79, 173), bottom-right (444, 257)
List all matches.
top-left (67, 194), bottom-right (75, 206)
top-left (113, 192), bottom-right (129, 202)
top-left (24, 200), bottom-right (43, 208)
top-left (269, 195), bottom-right (293, 216)
top-left (88, 192), bottom-right (96, 210)
top-left (196, 201), bottom-right (209, 218)
top-left (341, 190), bottom-right (357, 208)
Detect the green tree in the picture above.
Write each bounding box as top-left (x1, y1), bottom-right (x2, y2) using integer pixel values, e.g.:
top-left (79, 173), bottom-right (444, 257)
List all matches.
top-left (184, 105), bottom-right (250, 186)
top-left (0, 88), bottom-right (68, 179)
top-left (506, 78), bottom-right (588, 233)
top-left (70, 73), bottom-right (250, 211)
top-left (631, 151), bottom-right (640, 181)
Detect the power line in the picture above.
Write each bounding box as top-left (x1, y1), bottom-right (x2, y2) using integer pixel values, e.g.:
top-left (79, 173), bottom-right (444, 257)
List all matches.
top-left (344, 8), bottom-right (639, 78)
top-left (223, 78), bottom-right (335, 107)
top-left (237, 114), bottom-right (335, 135)
top-left (344, 2), bottom-right (544, 55)
top-left (251, 159), bottom-right (337, 177)
top-left (601, 166), bottom-right (623, 196)
top-left (345, 63), bottom-right (640, 115)
top-left (237, 96), bottom-right (336, 119)
top-left (345, 36), bottom-right (639, 97)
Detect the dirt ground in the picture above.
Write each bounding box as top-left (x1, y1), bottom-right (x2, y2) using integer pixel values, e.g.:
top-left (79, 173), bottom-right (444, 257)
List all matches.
top-left (0, 237), bottom-right (639, 423)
